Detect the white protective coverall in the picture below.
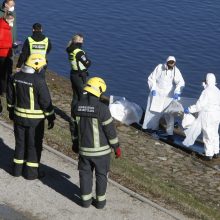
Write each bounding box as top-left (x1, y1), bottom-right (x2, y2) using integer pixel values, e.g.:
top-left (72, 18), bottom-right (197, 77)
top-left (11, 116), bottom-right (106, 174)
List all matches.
top-left (184, 73), bottom-right (220, 157)
top-left (142, 56), bottom-right (185, 135)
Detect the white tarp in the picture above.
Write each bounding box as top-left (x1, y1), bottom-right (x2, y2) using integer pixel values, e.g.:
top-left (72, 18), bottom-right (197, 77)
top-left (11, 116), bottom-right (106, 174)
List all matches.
top-left (182, 113), bottom-right (195, 129)
top-left (182, 113), bottom-right (202, 147)
top-left (109, 95), bottom-right (143, 125)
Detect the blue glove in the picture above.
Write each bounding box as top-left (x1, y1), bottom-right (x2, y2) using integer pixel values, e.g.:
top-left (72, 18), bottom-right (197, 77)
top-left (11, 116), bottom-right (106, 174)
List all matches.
top-left (184, 107), bottom-right (190, 114)
top-left (173, 93), bottom-right (180, 100)
top-left (151, 90), bottom-right (156, 96)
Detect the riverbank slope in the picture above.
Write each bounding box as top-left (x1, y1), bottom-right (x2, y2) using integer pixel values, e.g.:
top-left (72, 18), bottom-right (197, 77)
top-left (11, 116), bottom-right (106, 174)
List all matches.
top-left (1, 69), bottom-right (220, 220)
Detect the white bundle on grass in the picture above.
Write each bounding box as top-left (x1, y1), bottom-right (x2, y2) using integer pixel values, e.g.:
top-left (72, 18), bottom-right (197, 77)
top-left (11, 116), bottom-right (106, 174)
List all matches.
top-left (109, 95), bottom-right (143, 126)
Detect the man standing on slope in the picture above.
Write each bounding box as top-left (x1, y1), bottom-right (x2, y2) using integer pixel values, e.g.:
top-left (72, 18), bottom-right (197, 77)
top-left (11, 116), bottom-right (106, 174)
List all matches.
top-left (184, 73), bottom-right (220, 161)
top-left (7, 54), bottom-right (55, 180)
top-left (16, 23), bottom-right (52, 78)
top-left (142, 56), bottom-right (185, 141)
top-left (70, 77), bottom-right (121, 209)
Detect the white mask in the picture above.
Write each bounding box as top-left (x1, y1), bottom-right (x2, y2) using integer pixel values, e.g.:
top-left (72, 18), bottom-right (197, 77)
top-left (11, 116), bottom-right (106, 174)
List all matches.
top-left (5, 3), bottom-right (15, 12)
top-left (202, 82), bottom-right (207, 89)
top-left (8, 6), bottom-right (15, 12)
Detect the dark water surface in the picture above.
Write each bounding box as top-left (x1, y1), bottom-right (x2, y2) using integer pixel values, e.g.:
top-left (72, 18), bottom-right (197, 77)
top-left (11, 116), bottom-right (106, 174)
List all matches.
top-left (16, 0), bottom-right (220, 107)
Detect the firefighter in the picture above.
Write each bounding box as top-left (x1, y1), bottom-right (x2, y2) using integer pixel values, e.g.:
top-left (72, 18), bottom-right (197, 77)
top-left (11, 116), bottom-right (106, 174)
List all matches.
top-left (70, 77), bottom-right (121, 209)
top-left (16, 23), bottom-right (52, 78)
top-left (7, 53), bottom-right (55, 180)
top-left (66, 33), bottom-right (91, 107)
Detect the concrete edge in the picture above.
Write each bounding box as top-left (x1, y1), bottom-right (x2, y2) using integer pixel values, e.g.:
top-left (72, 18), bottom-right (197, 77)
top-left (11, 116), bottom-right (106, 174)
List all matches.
top-left (0, 120), bottom-right (182, 220)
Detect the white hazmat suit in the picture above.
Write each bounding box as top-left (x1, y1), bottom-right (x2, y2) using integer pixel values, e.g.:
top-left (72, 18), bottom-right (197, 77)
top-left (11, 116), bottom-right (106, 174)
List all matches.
top-left (142, 56), bottom-right (185, 135)
top-left (184, 73), bottom-right (220, 157)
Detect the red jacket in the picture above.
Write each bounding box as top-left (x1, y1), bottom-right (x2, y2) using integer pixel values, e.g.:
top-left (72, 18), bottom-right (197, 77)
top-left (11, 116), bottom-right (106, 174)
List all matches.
top-left (0, 18), bottom-right (12, 57)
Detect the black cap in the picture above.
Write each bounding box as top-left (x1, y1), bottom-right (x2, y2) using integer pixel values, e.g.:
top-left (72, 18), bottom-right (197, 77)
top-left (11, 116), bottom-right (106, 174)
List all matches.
top-left (33, 23), bottom-right (42, 31)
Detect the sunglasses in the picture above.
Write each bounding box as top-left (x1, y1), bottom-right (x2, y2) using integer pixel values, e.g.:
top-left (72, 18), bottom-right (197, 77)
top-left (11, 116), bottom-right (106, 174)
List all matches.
top-left (167, 60), bottom-right (175, 64)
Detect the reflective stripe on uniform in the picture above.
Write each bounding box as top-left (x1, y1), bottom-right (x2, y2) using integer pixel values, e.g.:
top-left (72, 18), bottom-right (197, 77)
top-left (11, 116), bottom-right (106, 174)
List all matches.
top-left (80, 145), bottom-right (110, 152)
top-left (96, 194), bottom-right (106, 202)
top-left (76, 116), bottom-right (112, 156)
top-left (102, 117), bottom-right (113, 126)
top-left (13, 159), bottom-right (25, 164)
top-left (81, 193), bottom-right (92, 201)
top-left (26, 162), bottom-right (39, 168)
top-left (15, 107), bottom-right (43, 114)
top-left (14, 110), bottom-right (45, 119)
top-left (13, 83), bottom-right (17, 105)
top-left (13, 84), bottom-right (49, 119)
top-left (92, 118), bottom-right (100, 148)
top-left (79, 148), bottom-right (111, 157)
top-left (109, 137), bottom-right (119, 145)
top-left (29, 87), bottom-right (34, 110)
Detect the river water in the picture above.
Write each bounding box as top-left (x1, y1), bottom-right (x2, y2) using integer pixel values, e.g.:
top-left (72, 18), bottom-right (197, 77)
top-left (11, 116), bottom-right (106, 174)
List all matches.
top-left (16, 0), bottom-right (220, 107)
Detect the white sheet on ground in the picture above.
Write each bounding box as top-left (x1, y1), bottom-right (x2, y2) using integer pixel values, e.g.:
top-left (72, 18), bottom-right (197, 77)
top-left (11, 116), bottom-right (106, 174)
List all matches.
top-left (109, 95), bottom-right (143, 125)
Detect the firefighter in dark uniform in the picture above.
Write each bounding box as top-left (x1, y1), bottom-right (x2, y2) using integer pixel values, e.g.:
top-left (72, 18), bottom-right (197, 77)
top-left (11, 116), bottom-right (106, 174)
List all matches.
top-left (7, 54), bottom-right (55, 180)
top-left (70, 77), bottom-right (121, 209)
top-left (66, 33), bottom-right (91, 107)
top-left (16, 23), bottom-right (52, 78)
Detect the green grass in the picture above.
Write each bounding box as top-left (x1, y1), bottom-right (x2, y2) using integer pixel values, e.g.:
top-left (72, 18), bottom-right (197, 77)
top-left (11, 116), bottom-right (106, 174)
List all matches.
top-left (111, 157), bottom-right (220, 220)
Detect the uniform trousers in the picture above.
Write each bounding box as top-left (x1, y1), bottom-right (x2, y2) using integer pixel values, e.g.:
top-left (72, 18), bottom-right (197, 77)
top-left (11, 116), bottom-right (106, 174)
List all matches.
top-left (13, 120), bottom-right (44, 179)
top-left (78, 154), bottom-right (110, 208)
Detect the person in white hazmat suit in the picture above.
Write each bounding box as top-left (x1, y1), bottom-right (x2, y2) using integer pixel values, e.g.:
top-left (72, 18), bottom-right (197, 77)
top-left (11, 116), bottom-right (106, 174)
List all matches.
top-left (184, 73), bottom-right (220, 160)
top-left (142, 56), bottom-right (185, 140)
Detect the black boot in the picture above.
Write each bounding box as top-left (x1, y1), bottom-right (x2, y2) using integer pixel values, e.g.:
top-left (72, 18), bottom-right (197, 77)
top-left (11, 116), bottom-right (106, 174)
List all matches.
top-left (81, 198), bottom-right (92, 208)
top-left (13, 163), bottom-right (23, 177)
top-left (92, 198), bottom-right (106, 209)
top-left (213, 154), bottom-right (220, 159)
top-left (167, 135), bottom-right (174, 142)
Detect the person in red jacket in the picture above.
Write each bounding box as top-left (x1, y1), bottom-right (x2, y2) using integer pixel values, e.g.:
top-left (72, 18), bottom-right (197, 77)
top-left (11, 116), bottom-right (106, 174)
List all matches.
top-left (0, 12), bottom-right (13, 113)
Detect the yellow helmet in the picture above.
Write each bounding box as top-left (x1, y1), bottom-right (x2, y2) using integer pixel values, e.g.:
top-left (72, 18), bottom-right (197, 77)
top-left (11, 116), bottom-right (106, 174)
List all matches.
top-left (84, 77), bottom-right (107, 97)
top-left (25, 54), bottom-right (47, 70)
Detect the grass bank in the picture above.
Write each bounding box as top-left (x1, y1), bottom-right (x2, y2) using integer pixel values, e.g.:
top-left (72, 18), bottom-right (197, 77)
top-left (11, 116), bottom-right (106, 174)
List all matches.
top-left (1, 69), bottom-right (220, 220)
